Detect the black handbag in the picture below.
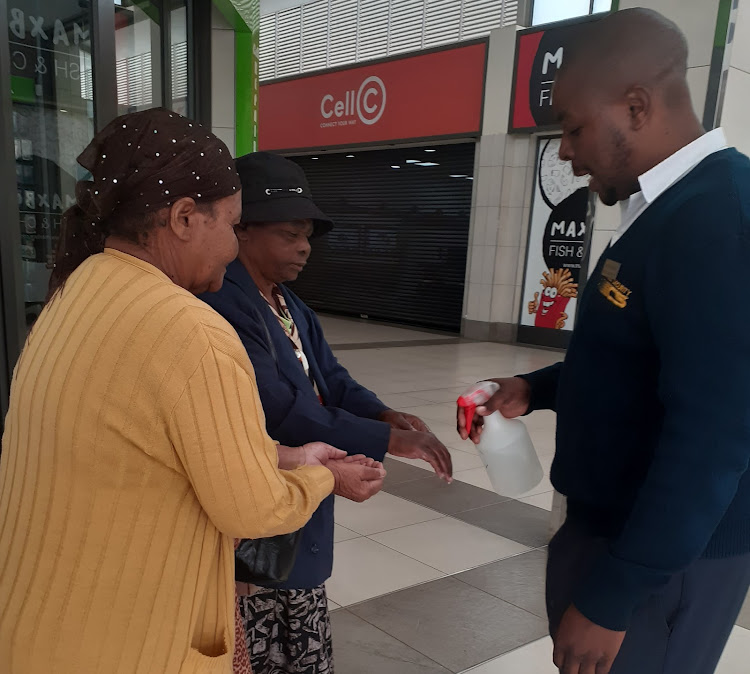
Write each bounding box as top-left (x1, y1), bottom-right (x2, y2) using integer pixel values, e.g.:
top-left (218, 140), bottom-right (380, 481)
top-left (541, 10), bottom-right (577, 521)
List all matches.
top-left (235, 530), bottom-right (303, 584)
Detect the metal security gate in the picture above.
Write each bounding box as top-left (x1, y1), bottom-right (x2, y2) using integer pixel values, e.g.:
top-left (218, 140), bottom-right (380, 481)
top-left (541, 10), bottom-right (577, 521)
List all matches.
top-left (288, 143), bottom-right (475, 332)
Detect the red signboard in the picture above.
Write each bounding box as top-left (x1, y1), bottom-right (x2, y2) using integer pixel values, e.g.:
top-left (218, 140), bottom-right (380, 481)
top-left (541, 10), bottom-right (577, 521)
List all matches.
top-left (259, 42), bottom-right (487, 152)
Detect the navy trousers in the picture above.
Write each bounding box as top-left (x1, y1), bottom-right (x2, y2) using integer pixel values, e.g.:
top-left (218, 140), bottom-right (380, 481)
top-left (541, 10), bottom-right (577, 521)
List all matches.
top-left (547, 518), bottom-right (750, 674)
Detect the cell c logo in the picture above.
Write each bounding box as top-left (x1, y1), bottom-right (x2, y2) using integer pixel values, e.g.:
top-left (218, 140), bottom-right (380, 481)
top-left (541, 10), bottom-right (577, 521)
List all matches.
top-left (356, 76), bottom-right (386, 125)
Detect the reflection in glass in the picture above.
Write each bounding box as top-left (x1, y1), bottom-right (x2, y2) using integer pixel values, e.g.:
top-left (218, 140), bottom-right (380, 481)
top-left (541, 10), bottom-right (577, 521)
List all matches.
top-left (115, 0), bottom-right (163, 114)
top-left (113, 1), bottom-right (189, 116)
top-left (169, 1), bottom-right (189, 115)
top-left (8, 1), bottom-right (95, 326)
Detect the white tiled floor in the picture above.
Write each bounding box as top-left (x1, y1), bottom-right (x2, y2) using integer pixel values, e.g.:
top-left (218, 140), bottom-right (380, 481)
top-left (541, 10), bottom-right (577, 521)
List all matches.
top-left (327, 536), bottom-right (444, 607)
top-left (463, 637), bottom-right (556, 674)
top-left (320, 315), bottom-right (750, 672)
top-left (370, 517), bottom-right (530, 575)
top-left (447, 446), bottom-right (487, 472)
top-left (334, 492), bottom-right (444, 536)
top-left (518, 490), bottom-right (556, 511)
top-left (716, 626), bottom-right (750, 674)
top-left (332, 523), bottom-right (360, 543)
top-left (324, 316), bottom-right (562, 612)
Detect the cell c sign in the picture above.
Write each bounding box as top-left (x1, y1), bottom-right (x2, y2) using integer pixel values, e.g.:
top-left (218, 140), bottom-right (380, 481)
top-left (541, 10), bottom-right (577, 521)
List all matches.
top-left (320, 76), bottom-right (386, 126)
top-left (259, 42), bottom-right (486, 152)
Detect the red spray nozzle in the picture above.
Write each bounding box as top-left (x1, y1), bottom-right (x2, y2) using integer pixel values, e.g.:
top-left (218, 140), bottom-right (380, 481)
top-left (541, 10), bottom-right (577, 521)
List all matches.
top-left (457, 397), bottom-right (477, 429)
top-left (457, 381), bottom-right (500, 430)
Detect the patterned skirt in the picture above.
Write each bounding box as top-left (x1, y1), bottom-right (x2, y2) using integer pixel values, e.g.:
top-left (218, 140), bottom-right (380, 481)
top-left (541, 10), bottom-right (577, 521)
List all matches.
top-left (237, 585), bottom-right (333, 674)
top-left (234, 594), bottom-right (253, 674)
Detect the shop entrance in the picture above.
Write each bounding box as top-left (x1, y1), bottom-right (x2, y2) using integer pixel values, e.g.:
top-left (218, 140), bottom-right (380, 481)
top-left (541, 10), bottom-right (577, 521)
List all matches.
top-left (289, 143), bottom-right (475, 333)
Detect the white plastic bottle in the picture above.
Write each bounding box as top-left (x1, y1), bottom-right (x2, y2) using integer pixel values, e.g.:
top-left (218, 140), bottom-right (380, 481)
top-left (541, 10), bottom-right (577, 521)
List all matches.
top-left (458, 382), bottom-right (544, 498)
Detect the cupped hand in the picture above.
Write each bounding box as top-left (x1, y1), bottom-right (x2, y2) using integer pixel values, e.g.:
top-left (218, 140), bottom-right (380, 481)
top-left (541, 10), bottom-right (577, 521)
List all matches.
top-left (301, 442), bottom-right (347, 467)
top-left (328, 460), bottom-right (386, 502)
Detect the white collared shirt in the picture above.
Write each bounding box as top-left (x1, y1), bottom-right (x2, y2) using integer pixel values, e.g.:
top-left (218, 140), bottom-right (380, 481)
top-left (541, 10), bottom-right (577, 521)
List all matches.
top-left (612, 128), bottom-right (728, 245)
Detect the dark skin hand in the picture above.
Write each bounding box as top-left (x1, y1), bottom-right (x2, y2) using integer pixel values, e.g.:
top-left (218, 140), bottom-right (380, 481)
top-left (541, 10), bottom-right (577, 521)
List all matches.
top-left (379, 409), bottom-right (431, 433)
top-left (328, 458), bottom-right (385, 503)
top-left (554, 606), bottom-right (626, 674)
top-left (387, 428), bottom-right (453, 483)
top-left (379, 409), bottom-right (452, 483)
top-left (456, 377), bottom-right (531, 444)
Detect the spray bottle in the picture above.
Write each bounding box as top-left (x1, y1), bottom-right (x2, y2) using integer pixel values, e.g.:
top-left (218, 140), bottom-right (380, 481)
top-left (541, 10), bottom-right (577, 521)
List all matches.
top-left (457, 381), bottom-right (543, 498)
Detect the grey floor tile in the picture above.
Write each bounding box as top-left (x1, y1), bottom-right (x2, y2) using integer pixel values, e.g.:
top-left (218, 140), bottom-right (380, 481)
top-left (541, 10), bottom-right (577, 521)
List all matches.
top-left (382, 457), bottom-right (435, 487)
top-left (453, 500), bottom-right (552, 548)
top-left (331, 610), bottom-right (451, 674)
top-left (455, 549), bottom-right (548, 619)
top-left (384, 475), bottom-right (508, 516)
top-left (349, 577), bottom-right (548, 673)
top-left (737, 589), bottom-right (750, 630)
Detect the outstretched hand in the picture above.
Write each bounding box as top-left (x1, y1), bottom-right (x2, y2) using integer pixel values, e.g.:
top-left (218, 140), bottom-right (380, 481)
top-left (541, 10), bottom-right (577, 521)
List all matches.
top-left (379, 409), bottom-right (432, 433)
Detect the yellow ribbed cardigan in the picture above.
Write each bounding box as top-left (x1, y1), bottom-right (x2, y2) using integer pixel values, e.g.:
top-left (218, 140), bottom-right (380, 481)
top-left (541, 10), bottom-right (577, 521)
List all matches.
top-left (0, 249), bottom-right (334, 674)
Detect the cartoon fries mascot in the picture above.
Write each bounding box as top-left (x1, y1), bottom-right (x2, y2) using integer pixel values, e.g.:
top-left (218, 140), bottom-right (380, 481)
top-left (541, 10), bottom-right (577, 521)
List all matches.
top-left (528, 268), bottom-right (578, 330)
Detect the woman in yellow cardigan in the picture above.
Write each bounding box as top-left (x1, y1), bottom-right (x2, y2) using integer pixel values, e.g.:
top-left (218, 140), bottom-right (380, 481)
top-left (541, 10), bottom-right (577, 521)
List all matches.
top-left (0, 109), bottom-right (384, 674)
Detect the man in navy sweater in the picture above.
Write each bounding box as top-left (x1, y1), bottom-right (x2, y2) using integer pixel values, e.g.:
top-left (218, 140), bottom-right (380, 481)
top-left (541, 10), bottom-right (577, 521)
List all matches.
top-left (459, 9), bottom-right (750, 674)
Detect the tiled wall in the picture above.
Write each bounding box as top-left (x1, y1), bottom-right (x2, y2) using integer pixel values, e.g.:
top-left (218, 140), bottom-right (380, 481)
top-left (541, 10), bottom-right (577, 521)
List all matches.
top-left (463, 26), bottom-right (532, 342)
top-left (212, 6), bottom-right (237, 155)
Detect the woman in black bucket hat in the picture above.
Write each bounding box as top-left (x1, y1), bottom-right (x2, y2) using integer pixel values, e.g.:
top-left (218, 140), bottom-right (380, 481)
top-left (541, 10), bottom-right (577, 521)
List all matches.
top-left (201, 152), bottom-right (453, 674)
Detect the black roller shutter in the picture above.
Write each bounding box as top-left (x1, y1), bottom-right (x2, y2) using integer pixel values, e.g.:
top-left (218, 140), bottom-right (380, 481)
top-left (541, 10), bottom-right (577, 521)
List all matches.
top-left (289, 143), bottom-right (475, 333)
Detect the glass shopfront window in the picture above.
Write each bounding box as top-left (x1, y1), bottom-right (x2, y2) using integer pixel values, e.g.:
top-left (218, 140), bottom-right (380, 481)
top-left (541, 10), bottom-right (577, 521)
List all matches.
top-left (1, 0), bottom-right (217, 417)
top-left (5, 0), bottom-right (193, 329)
top-left (115, 0), bottom-right (164, 113)
top-left (9, 0), bottom-right (96, 326)
top-left (169, 0), bottom-right (188, 115)
top-left (114, 0), bottom-right (188, 115)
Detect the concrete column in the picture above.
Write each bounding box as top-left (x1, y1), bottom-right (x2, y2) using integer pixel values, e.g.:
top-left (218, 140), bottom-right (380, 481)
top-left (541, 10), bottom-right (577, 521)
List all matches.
top-left (717, 0), bottom-right (750, 155)
top-left (211, 6), bottom-right (237, 155)
top-left (462, 26), bottom-right (536, 343)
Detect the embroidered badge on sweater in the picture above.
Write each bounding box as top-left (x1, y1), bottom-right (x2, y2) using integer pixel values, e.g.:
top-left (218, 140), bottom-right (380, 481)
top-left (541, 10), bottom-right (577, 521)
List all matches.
top-left (599, 259), bottom-right (631, 308)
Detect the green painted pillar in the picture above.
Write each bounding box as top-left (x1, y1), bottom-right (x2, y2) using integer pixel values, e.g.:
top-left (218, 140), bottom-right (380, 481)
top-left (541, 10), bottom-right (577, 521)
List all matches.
top-left (235, 25), bottom-right (259, 155)
top-left (214, 0), bottom-right (260, 155)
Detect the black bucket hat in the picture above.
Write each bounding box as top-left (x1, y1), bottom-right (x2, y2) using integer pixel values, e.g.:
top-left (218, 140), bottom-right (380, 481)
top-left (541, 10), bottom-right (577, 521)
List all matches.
top-left (234, 152), bottom-right (333, 236)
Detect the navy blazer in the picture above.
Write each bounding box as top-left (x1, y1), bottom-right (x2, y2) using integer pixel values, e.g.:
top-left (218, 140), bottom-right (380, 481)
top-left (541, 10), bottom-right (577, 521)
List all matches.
top-left (200, 260), bottom-right (390, 588)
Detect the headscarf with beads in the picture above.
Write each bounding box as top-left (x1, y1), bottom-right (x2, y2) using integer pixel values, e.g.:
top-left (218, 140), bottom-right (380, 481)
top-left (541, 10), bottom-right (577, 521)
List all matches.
top-left (48, 107), bottom-right (241, 300)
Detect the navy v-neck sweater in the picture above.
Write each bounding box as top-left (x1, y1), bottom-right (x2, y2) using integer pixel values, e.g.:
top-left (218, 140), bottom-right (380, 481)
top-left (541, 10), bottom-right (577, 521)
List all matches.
top-left (523, 148), bottom-right (750, 630)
